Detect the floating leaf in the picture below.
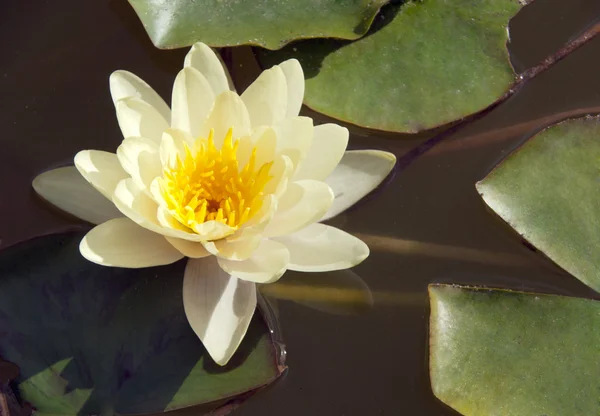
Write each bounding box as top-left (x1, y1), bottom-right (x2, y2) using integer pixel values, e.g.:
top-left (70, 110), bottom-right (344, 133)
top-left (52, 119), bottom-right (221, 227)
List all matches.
top-left (429, 284), bottom-right (600, 416)
top-left (0, 232), bottom-right (282, 415)
top-left (127, 0), bottom-right (389, 50)
top-left (477, 116), bottom-right (600, 292)
top-left (259, 0), bottom-right (526, 133)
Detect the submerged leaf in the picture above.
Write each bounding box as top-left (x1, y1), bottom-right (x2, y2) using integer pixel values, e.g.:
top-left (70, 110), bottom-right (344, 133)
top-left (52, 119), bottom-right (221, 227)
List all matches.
top-left (477, 116), bottom-right (600, 293)
top-left (259, 0), bottom-right (526, 132)
top-left (429, 284), bottom-right (600, 416)
top-left (127, 0), bottom-right (389, 50)
top-left (0, 232), bottom-right (282, 415)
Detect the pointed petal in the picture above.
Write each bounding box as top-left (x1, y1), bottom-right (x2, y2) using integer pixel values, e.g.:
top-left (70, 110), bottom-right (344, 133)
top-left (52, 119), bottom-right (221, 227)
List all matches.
top-left (241, 65), bottom-right (287, 127)
top-left (218, 239), bottom-right (289, 284)
top-left (32, 166), bottom-right (121, 225)
top-left (159, 129), bottom-right (188, 168)
top-left (183, 257), bottom-right (257, 366)
top-left (264, 180), bottom-right (334, 237)
top-left (274, 117), bottom-right (313, 171)
top-left (116, 136), bottom-right (161, 191)
top-left (201, 91), bottom-right (251, 148)
top-left (171, 67), bottom-right (215, 138)
top-left (74, 150), bottom-right (129, 199)
top-left (322, 150), bottom-right (396, 221)
top-left (109, 70), bottom-right (171, 123)
top-left (263, 154), bottom-right (293, 198)
top-left (166, 237), bottom-right (211, 258)
top-left (274, 223), bottom-right (369, 272)
top-left (115, 97), bottom-right (169, 143)
top-left (294, 124), bottom-right (349, 181)
top-left (184, 43), bottom-right (233, 96)
top-left (80, 218), bottom-right (183, 268)
top-left (279, 59), bottom-right (304, 118)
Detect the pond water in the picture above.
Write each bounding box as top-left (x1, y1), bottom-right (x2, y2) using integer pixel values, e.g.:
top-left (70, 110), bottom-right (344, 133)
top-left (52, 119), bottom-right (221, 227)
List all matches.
top-left (2, 0), bottom-right (600, 414)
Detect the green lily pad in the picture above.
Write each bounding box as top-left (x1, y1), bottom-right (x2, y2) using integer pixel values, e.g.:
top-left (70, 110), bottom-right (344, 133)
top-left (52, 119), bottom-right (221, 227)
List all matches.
top-left (0, 232), bottom-right (282, 415)
top-left (127, 0), bottom-right (389, 50)
top-left (429, 284), bottom-right (600, 416)
top-left (258, 0), bottom-right (525, 133)
top-left (477, 116), bottom-right (600, 293)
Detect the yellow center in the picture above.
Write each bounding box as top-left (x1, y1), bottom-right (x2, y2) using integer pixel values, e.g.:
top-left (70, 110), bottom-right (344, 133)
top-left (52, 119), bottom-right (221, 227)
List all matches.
top-left (160, 128), bottom-right (273, 232)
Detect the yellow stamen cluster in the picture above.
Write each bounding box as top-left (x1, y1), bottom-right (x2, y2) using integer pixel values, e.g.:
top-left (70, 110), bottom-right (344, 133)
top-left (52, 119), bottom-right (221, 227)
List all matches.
top-left (160, 128), bottom-right (273, 232)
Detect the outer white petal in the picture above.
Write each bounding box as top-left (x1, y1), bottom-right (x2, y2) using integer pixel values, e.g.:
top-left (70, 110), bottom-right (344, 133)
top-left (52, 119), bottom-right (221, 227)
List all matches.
top-left (109, 70), bottom-right (171, 123)
top-left (171, 67), bottom-right (215, 138)
top-left (166, 237), bottom-right (211, 258)
top-left (279, 59), bottom-right (304, 118)
top-left (183, 257), bottom-right (257, 366)
top-left (32, 166), bottom-right (121, 225)
top-left (116, 137), bottom-right (161, 191)
top-left (74, 150), bottom-right (129, 199)
top-left (322, 150), bottom-right (396, 221)
top-left (294, 124), bottom-right (349, 181)
top-left (273, 223), bottom-right (369, 272)
top-left (184, 42), bottom-right (233, 96)
top-left (80, 217), bottom-right (183, 268)
top-left (273, 117), bottom-right (313, 171)
top-left (263, 180), bottom-right (334, 237)
top-left (115, 97), bottom-right (169, 143)
top-left (218, 239), bottom-right (290, 284)
top-left (201, 91), bottom-right (251, 148)
top-left (241, 65), bottom-right (287, 127)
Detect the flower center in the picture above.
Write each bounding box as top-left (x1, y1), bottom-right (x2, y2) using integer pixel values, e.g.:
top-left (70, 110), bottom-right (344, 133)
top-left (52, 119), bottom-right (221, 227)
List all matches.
top-left (160, 128), bottom-right (273, 233)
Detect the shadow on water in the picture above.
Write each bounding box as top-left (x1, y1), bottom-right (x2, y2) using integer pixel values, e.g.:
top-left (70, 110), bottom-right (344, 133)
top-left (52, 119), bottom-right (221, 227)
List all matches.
top-left (0, 233), bottom-right (268, 415)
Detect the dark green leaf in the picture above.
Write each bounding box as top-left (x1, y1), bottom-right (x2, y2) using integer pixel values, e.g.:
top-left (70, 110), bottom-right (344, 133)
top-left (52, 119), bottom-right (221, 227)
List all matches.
top-left (0, 232), bottom-right (282, 415)
top-left (127, 0), bottom-right (389, 50)
top-left (429, 284), bottom-right (600, 416)
top-left (259, 0), bottom-right (525, 133)
top-left (477, 116), bottom-right (600, 293)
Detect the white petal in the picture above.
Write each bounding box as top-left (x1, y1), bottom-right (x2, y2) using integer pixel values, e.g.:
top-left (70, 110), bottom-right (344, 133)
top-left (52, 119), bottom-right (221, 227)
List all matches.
top-left (201, 91), bottom-right (251, 148)
top-left (274, 223), bottom-right (369, 272)
top-left (171, 67), bottom-right (215, 138)
top-left (183, 257), bottom-right (257, 366)
top-left (115, 97), bottom-right (169, 143)
top-left (109, 70), bottom-right (171, 123)
top-left (191, 220), bottom-right (236, 240)
top-left (80, 218), bottom-right (183, 268)
top-left (241, 65), bottom-right (287, 127)
top-left (74, 150), bottom-right (129, 199)
top-left (273, 117), bottom-right (313, 171)
top-left (264, 180), bottom-right (334, 237)
top-left (166, 237), bottom-right (211, 258)
top-left (32, 166), bottom-right (121, 225)
top-left (294, 124), bottom-right (349, 181)
top-left (279, 59), bottom-right (304, 118)
top-left (112, 178), bottom-right (162, 231)
top-left (202, 234), bottom-right (262, 261)
top-left (116, 137), bottom-right (161, 191)
top-left (218, 239), bottom-right (290, 284)
top-left (184, 43), bottom-right (233, 96)
top-left (322, 150), bottom-right (396, 221)
top-left (263, 154), bottom-right (293, 197)
top-left (159, 129), bottom-right (188, 168)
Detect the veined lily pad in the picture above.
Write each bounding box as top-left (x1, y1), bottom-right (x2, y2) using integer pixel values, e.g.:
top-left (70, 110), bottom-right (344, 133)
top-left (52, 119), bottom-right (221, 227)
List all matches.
top-left (127, 0), bottom-right (389, 50)
top-left (429, 284), bottom-right (600, 416)
top-left (477, 116), bottom-right (600, 292)
top-left (258, 0), bottom-right (526, 133)
top-left (0, 232), bottom-right (282, 415)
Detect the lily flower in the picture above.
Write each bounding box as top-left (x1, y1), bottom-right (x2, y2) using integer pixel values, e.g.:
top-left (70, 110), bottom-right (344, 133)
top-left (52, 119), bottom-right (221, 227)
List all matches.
top-left (32, 43), bottom-right (396, 365)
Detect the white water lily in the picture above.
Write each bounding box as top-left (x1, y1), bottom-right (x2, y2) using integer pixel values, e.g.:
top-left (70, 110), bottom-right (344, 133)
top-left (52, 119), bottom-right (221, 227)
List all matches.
top-left (33, 42), bottom-right (396, 366)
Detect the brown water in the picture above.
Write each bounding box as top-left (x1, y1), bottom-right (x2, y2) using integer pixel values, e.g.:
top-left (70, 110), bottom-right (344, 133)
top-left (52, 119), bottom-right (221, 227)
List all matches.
top-left (2, 0), bottom-right (600, 414)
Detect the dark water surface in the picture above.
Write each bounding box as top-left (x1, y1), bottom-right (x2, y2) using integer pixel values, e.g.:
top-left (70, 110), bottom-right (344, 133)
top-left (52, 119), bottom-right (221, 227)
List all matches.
top-left (2, 0), bottom-right (600, 414)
